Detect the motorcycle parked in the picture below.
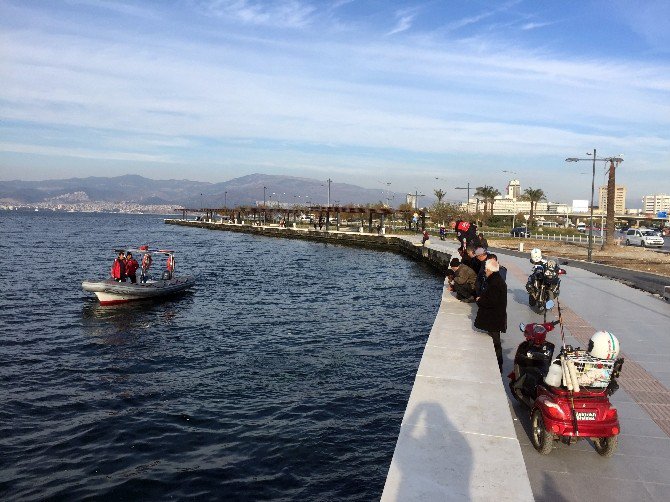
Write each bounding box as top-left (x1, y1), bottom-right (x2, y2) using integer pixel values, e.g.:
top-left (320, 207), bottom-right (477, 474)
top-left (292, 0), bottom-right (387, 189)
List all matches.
top-left (526, 248), bottom-right (565, 310)
top-left (508, 300), bottom-right (624, 456)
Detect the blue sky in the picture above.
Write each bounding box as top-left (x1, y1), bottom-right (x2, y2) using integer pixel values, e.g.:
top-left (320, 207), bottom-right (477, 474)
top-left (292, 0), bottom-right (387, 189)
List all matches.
top-left (1, 0), bottom-right (669, 206)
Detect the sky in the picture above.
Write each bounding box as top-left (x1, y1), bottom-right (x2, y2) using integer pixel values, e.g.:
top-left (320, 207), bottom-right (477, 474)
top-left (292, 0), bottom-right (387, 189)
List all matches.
top-left (1, 0), bottom-right (669, 207)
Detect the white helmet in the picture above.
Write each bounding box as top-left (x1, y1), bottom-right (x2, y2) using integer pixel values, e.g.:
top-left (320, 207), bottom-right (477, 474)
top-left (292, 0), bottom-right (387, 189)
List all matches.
top-left (588, 331), bottom-right (620, 360)
top-left (530, 248), bottom-right (543, 263)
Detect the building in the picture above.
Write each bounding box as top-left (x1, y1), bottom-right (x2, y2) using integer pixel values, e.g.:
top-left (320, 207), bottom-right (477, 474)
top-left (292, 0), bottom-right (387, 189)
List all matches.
top-left (506, 180), bottom-right (520, 199)
top-left (642, 194), bottom-right (670, 213)
top-left (598, 185), bottom-right (626, 213)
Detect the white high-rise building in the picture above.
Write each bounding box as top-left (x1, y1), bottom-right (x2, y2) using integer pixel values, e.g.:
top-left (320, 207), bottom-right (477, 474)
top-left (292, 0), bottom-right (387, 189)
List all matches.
top-left (642, 194), bottom-right (670, 213)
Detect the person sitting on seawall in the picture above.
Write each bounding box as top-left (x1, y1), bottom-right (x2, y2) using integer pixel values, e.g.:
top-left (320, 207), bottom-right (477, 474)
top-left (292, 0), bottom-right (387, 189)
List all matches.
top-left (447, 258), bottom-right (476, 302)
top-left (124, 252), bottom-right (140, 284)
top-left (474, 259), bottom-right (508, 372)
top-left (111, 251), bottom-right (126, 282)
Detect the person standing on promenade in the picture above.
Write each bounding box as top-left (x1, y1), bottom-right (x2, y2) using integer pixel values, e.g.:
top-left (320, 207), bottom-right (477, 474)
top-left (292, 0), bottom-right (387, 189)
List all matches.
top-left (474, 247), bottom-right (493, 296)
top-left (111, 251), bottom-right (126, 282)
top-left (422, 229), bottom-right (430, 246)
top-left (459, 245), bottom-right (480, 274)
top-left (478, 233), bottom-right (488, 248)
top-left (474, 259), bottom-right (507, 372)
top-left (124, 252), bottom-right (139, 284)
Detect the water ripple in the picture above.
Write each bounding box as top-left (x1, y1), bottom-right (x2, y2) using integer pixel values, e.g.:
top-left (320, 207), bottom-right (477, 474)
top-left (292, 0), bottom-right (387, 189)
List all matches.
top-left (0, 212), bottom-right (442, 501)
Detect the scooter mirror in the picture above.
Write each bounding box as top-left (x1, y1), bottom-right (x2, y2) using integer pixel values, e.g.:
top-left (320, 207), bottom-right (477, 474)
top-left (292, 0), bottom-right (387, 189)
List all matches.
top-left (545, 299), bottom-right (555, 310)
top-left (559, 268), bottom-right (567, 275)
top-left (519, 322), bottom-right (526, 332)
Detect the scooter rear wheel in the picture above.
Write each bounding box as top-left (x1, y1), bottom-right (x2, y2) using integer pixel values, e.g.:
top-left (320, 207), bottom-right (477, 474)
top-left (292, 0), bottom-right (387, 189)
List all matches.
top-left (593, 436), bottom-right (618, 457)
top-left (531, 409), bottom-right (555, 455)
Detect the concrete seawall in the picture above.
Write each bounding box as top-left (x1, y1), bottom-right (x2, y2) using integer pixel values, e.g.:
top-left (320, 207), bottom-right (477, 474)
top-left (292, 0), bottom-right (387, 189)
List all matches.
top-left (165, 219), bottom-right (532, 500)
top-left (165, 219), bottom-right (453, 273)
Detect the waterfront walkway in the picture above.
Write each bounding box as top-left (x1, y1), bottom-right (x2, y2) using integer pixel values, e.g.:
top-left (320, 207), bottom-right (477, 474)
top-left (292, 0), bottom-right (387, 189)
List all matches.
top-left (416, 236), bottom-right (670, 501)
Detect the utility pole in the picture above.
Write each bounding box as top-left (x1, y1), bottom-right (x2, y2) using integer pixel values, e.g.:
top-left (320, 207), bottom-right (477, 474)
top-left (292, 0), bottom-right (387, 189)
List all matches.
top-left (327, 178), bottom-right (332, 207)
top-left (224, 191), bottom-right (227, 208)
top-left (455, 183), bottom-right (471, 212)
top-left (565, 151), bottom-right (623, 261)
top-left (605, 157), bottom-right (622, 247)
top-left (263, 186), bottom-right (267, 224)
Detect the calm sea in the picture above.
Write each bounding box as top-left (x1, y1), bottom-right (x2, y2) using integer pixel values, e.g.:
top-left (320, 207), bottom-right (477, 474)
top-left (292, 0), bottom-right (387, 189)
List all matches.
top-left (0, 212), bottom-right (442, 501)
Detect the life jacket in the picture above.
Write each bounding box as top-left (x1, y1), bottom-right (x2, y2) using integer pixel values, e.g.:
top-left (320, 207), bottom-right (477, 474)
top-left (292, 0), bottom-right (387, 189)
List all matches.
top-left (141, 254), bottom-right (153, 271)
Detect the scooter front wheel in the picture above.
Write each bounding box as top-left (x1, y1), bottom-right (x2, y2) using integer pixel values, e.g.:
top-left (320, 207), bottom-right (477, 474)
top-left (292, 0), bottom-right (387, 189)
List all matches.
top-left (531, 409), bottom-right (555, 455)
top-left (593, 436), bottom-right (618, 457)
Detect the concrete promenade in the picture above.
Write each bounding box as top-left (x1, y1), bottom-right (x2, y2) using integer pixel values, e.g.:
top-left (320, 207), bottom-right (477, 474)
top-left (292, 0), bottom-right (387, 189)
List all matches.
top-left (421, 237), bottom-right (670, 501)
top-left (380, 273), bottom-right (534, 501)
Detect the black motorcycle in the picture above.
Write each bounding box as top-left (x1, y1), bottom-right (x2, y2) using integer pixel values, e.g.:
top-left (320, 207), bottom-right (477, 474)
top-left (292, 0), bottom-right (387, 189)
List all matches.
top-left (526, 259), bottom-right (565, 310)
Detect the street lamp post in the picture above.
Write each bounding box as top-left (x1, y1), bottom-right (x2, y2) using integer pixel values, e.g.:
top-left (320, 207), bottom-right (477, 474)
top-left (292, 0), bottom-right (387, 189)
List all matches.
top-left (455, 183), bottom-right (471, 212)
top-left (565, 150), bottom-right (623, 261)
top-left (224, 191), bottom-right (227, 209)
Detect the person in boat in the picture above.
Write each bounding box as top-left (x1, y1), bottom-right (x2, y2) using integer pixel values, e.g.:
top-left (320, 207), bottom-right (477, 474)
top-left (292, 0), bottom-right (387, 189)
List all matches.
top-left (111, 251), bottom-right (126, 282)
top-left (125, 252), bottom-right (140, 284)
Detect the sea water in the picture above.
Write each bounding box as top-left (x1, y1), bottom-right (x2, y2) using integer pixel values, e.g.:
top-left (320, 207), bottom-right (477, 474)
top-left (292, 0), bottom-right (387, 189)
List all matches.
top-left (0, 212), bottom-right (442, 500)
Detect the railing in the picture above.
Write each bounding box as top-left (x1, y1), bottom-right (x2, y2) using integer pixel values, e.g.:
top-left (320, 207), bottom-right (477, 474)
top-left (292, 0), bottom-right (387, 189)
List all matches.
top-left (480, 230), bottom-right (605, 245)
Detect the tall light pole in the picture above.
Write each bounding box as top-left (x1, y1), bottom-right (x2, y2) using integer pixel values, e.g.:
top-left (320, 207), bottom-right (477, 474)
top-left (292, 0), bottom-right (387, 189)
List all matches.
top-left (565, 150), bottom-right (623, 261)
top-left (455, 183), bottom-right (471, 212)
top-left (326, 178), bottom-right (332, 207)
top-left (224, 191), bottom-right (228, 208)
top-left (263, 186), bottom-right (267, 224)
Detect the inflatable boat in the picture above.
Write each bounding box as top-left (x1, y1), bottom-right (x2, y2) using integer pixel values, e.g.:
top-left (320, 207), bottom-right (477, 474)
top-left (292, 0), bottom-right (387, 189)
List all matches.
top-left (82, 247), bottom-right (195, 305)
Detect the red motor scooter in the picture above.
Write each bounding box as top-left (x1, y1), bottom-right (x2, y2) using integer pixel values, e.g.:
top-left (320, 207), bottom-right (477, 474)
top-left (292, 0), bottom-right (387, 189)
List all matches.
top-left (508, 299), bottom-right (624, 456)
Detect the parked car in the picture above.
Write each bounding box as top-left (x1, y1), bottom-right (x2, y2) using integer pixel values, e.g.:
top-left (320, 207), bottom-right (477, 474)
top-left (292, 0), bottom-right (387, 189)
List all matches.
top-left (624, 228), bottom-right (665, 247)
top-left (510, 227), bottom-right (531, 237)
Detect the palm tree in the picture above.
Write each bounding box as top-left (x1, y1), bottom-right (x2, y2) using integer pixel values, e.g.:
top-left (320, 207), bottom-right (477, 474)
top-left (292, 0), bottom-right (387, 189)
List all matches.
top-left (474, 185), bottom-right (501, 222)
top-left (434, 188), bottom-right (446, 203)
top-left (520, 188), bottom-right (546, 227)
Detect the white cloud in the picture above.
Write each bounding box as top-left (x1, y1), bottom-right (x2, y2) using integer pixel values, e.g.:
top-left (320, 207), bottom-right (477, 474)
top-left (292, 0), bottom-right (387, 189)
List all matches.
top-left (199, 0), bottom-right (316, 28)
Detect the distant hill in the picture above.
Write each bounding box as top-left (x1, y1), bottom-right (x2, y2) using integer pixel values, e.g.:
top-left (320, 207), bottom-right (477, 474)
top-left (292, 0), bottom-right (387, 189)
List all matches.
top-left (0, 173), bottom-right (407, 208)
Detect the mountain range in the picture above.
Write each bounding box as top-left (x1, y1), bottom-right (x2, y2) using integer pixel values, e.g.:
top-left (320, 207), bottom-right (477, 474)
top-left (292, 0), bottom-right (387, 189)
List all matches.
top-left (0, 174), bottom-right (409, 208)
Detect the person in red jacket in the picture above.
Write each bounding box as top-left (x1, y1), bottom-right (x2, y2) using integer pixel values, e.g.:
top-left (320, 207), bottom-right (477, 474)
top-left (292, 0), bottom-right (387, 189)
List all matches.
top-left (450, 220), bottom-right (480, 252)
top-left (111, 251), bottom-right (126, 282)
top-left (124, 252), bottom-right (140, 283)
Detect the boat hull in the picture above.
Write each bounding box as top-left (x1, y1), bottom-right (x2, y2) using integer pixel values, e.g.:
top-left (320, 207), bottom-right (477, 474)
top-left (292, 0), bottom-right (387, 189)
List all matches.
top-left (82, 276), bottom-right (195, 305)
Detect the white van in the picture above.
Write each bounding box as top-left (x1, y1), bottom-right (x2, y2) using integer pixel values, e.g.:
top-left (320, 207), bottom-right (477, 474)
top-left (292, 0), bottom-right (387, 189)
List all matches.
top-left (576, 223), bottom-right (586, 233)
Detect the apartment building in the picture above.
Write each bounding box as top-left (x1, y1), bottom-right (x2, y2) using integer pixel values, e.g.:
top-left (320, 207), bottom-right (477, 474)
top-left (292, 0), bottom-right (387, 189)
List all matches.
top-left (598, 185), bottom-right (626, 213)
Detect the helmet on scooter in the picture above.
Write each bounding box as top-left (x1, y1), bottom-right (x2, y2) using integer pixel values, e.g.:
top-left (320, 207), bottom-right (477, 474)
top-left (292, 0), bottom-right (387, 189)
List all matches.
top-left (588, 331), bottom-right (620, 360)
top-left (530, 248), bottom-right (543, 264)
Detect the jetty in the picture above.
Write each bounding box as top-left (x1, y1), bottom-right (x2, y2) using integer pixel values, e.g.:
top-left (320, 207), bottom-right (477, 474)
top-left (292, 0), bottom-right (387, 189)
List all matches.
top-left (165, 216), bottom-right (670, 501)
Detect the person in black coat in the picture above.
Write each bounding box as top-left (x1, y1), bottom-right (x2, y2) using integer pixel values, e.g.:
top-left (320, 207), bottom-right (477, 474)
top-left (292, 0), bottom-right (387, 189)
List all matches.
top-left (474, 258), bottom-right (507, 372)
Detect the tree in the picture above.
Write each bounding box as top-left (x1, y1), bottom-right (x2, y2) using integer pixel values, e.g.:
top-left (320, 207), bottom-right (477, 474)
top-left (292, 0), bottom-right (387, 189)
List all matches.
top-left (474, 185), bottom-right (501, 223)
top-left (434, 188), bottom-right (446, 203)
top-left (430, 201), bottom-right (461, 226)
top-left (520, 188), bottom-right (546, 227)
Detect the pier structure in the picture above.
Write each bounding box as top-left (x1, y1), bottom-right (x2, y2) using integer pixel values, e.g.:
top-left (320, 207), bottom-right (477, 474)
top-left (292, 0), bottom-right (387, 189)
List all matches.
top-left (174, 205), bottom-right (427, 232)
top-left (164, 218), bottom-right (670, 500)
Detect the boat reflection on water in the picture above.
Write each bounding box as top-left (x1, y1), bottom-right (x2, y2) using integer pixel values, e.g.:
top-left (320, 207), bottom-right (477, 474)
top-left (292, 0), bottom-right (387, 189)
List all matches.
top-left (81, 293), bottom-right (192, 345)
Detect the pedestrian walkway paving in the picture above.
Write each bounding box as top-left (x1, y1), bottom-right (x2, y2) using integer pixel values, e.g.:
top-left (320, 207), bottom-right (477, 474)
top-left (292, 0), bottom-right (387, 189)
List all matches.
top-left (420, 236), bottom-right (670, 501)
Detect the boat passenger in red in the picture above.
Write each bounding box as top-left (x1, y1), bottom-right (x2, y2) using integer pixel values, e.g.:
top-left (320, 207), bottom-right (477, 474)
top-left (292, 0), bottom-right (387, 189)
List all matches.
top-left (125, 252), bottom-right (140, 283)
top-left (111, 251), bottom-right (126, 282)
